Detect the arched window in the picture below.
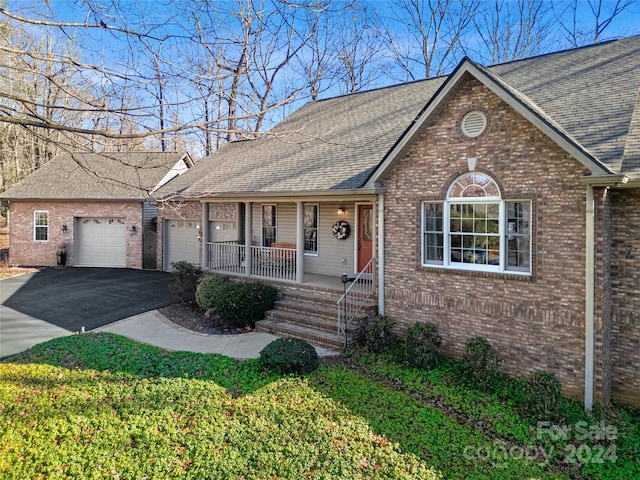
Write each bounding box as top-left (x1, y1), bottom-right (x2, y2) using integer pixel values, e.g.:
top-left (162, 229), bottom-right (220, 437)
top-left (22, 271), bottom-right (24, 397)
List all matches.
top-left (422, 173), bottom-right (531, 273)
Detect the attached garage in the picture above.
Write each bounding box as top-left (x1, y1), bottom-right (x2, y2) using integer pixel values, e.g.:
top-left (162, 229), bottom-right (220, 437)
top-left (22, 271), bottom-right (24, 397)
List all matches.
top-left (163, 219), bottom-right (200, 271)
top-left (75, 217), bottom-right (127, 267)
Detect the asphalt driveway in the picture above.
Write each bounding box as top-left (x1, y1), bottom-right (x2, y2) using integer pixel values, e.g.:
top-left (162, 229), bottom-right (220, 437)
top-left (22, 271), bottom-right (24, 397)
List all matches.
top-left (1, 267), bottom-right (174, 358)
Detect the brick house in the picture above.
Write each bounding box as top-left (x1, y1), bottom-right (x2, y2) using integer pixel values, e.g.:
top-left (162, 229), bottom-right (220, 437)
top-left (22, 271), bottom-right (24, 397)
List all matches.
top-left (154, 36), bottom-right (640, 407)
top-left (0, 152), bottom-right (193, 269)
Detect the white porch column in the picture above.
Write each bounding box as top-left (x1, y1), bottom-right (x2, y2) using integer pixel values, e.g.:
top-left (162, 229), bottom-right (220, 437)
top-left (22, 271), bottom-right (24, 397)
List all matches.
top-left (201, 202), bottom-right (209, 269)
top-left (296, 201), bottom-right (304, 283)
top-left (245, 202), bottom-right (253, 276)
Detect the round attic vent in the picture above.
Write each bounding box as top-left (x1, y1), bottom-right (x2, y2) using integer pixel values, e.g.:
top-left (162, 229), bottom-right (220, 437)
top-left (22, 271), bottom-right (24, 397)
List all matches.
top-left (461, 110), bottom-right (487, 138)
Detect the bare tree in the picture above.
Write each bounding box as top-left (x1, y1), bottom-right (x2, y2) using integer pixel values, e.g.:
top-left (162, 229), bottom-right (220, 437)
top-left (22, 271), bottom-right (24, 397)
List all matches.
top-left (468, 0), bottom-right (554, 64)
top-left (553, 0), bottom-right (639, 47)
top-left (0, 17), bottom-right (100, 190)
top-left (0, 0), bottom-right (638, 195)
top-left (383, 0), bottom-right (482, 80)
top-left (334, 2), bottom-right (386, 95)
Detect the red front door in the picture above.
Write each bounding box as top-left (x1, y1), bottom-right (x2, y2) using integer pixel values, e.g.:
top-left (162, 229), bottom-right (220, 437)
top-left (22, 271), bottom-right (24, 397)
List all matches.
top-left (357, 205), bottom-right (373, 272)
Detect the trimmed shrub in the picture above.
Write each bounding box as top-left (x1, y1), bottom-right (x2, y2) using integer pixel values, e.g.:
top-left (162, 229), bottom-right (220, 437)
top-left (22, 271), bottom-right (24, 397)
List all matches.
top-left (461, 337), bottom-right (502, 389)
top-left (404, 322), bottom-right (442, 369)
top-left (170, 261), bottom-right (203, 303)
top-left (519, 370), bottom-right (563, 419)
top-left (195, 274), bottom-right (229, 310)
top-left (214, 281), bottom-right (278, 328)
top-left (363, 315), bottom-right (396, 354)
top-left (259, 337), bottom-right (319, 374)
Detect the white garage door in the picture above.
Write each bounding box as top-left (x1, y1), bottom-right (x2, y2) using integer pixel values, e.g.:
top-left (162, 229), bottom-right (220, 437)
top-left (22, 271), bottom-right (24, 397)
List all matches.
top-left (75, 218), bottom-right (127, 267)
top-left (164, 219), bottom-right (200, 271)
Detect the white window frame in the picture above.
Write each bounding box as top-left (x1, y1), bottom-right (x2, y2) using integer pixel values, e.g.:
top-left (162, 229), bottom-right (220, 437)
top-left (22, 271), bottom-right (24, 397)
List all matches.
top-left (34, 210), bottom-right (49, 242)
top-left (303, 203), bottom-right (319, 256)
top-left (421, 174), bottom-right (531, 275)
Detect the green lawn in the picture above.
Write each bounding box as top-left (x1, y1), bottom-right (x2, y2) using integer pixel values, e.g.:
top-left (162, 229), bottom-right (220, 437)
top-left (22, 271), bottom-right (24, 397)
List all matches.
top-left (1, 333), bottom-right (638, 479)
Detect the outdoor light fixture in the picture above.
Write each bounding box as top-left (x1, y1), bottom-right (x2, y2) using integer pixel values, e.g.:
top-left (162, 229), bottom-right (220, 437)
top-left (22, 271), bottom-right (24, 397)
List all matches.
top-left (130, 225), bottom-right (137, 235)
top-left (197, 224), bottom-right (202, 241)
top-left (61, 224), bottom-right (68, 233)
top-left (337, 206), bottom-right (346, 216)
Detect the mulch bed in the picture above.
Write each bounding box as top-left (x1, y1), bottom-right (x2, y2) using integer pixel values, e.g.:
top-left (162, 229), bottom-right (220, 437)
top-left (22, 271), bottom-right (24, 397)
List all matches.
top-left (158, 303), bottom-right (249, 335)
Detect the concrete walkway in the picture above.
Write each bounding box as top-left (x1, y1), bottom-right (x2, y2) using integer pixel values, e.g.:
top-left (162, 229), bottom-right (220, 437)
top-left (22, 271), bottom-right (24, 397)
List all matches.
top-left (94, 310), bottom-right (339, 359)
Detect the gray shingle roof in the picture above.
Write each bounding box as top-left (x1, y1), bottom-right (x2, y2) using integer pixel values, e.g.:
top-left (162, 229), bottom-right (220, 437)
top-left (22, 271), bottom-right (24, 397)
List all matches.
top-left (490, 37), bottom-right (640, 175)
top-left (0, 152), bottom-right (190, 200)
top-left (154, 78), bottom-right (446, 199)
top-left (171, 35), bottom-right (640, 197)
top-left (164, 36), bottom-right (640, 199)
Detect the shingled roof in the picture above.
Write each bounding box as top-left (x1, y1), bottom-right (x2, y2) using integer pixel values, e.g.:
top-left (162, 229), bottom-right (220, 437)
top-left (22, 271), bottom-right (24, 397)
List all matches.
top-left (1, 152), bottom-right (192, 201)
top-left (158, 35), bottom-right (640, 200)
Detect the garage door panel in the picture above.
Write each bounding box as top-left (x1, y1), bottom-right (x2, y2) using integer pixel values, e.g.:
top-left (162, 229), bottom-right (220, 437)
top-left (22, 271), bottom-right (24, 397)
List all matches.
top-left (164, 220), bottom-right (200, 271)
top-left (76, 218), bottom-right (127, 268)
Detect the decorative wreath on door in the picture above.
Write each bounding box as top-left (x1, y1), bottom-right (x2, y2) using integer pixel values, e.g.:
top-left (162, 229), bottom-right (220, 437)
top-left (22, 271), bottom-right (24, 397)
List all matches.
top-left (332, 220), bottom-right (351, 240)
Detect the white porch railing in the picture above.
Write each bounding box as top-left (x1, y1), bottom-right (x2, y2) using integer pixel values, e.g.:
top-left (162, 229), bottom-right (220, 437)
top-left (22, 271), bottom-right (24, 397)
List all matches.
top-left (207, 241), bottom-right (245, 275)
top-left (336, 258), bottom-right (376, 346)
top-left (250, 245), bottom-right (297, 282)
top-left (206, 242), bottom-right (297, 282)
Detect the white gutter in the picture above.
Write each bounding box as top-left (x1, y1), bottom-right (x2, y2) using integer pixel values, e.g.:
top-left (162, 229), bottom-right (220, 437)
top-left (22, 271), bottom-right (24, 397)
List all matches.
top-left (584, 184), bottom-right (595, 411)
top-left (377, 193), bottom-right (385, 315)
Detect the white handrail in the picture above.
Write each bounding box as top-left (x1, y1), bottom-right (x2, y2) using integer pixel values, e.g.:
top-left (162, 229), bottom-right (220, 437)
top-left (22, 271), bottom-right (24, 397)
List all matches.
top-left (336, 258), bottom-right (376, 344)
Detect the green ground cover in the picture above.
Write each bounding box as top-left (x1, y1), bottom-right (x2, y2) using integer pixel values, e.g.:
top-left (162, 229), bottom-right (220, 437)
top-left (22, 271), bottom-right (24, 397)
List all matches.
top-left (1, 333), bottom-right (638, 479)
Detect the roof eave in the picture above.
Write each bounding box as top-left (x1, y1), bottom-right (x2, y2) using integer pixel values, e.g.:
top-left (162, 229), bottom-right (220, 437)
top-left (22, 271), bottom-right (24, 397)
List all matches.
top-left (581, 173), bottom-right (629, 187)
top-left (195, 187), bottom-right (384, 203)
top-left (0, 197), bottom-right (151, 202)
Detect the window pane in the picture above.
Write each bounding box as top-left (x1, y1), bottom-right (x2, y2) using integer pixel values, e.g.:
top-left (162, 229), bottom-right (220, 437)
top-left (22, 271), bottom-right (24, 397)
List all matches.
top-left (303, 205), bottom-right (317, 229)
top-left (263, 227), bottom-right (276, 247)
top-left (449, 202), bottom-right (500, 266)
top-left (506, 201), bottom-right (531, 271)
top-left (423, 203), bottom-right (443, 264)
top-left (35, 212), bottom-right (48, 226)
top-left (262, 205), bottom-right (277, 247)
top-left (34, 211), bottom-right (48, 241)
top-left (262, 205), bottom-right (275, 227)
top-left (487, 203), bottom-right (499, 219)
top-left (35, 227), bottom-right (48, 241)
top-left (362, 208), bottom-right (373, 241)
top-left (304, 205), bottom-right (318, 253)
top-left (474, 219), bottom-right (487, 233)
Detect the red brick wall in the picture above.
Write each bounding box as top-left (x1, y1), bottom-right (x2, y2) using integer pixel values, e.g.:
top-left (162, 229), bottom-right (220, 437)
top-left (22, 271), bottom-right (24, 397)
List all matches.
top-left (609, 188), bottom-right (640, 405)
top-left (381, 77), bottom-right (593, 400)
top-left (8, 200), bottom-right (143, 268)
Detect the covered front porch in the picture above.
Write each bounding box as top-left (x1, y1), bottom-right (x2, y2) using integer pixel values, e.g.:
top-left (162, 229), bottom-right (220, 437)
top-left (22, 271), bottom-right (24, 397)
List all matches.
top-left (199, 195), bottom-right (382, 346)
top-left (200, 195), bottom-right (380, 285)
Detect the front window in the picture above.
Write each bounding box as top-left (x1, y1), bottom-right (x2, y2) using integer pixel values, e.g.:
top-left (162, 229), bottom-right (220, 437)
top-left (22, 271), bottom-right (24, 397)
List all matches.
top-left (304, 204), bottom-right (318, 254)
top-left (422, 173), bottom-right (531, 274)
top-left (262, 205), bottom-right (277, 247)
top-left (34, 211), bottom-right (49, 241)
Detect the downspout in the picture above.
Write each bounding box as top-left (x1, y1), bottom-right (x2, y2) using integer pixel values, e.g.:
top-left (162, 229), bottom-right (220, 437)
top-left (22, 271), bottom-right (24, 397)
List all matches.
top-left (377, 193), bottom-right (384, 315)
top-left (584, 184), bottom-right (595, 411)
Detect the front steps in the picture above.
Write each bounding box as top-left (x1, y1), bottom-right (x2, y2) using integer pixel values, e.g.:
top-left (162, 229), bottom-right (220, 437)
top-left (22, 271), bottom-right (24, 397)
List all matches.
top-left (255, 284), bottom-right (377, 351)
